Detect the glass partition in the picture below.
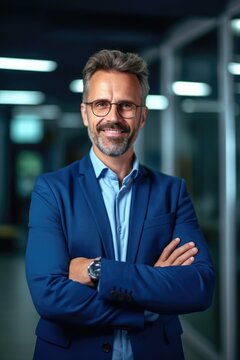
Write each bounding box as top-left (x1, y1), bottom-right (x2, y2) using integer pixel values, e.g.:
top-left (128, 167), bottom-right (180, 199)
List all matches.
top-left (231, 14), bottom-right (240, 360)
top-left (173, 29), bottom-right (220, 350)
top-left (140, 59), bottom-right (162, 170)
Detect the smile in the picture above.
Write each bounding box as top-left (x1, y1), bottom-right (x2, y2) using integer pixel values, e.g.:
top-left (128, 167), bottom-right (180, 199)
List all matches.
top-left (97, 121), bottom-right (130, 134)
top-left (102, 128), bottom-right (125, 133)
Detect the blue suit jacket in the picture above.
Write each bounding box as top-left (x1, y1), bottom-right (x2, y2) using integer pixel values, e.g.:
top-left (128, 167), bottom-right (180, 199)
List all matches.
top-left (25, 153), bottom-right (214, 360)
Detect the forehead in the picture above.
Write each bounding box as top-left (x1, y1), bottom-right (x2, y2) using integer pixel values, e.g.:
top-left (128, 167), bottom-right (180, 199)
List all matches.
top-left (87, 70), bottom-right (141, 100)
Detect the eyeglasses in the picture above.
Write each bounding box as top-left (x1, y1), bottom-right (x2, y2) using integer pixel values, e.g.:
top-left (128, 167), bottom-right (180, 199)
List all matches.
top-left (84, 100), bottom-right (144, 119)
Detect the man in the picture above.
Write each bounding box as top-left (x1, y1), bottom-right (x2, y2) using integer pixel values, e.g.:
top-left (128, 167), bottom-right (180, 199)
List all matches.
top-left (26, 49), bottom-right (214, 360)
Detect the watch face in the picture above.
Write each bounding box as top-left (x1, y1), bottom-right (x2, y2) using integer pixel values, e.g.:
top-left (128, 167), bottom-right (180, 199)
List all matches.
top-left (88, 258), bottom-right (101, 281)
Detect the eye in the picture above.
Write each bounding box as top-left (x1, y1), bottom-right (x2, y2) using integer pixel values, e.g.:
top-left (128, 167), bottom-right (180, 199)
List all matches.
top-left (118, 101), bottom-right (134, 111)
top-left (93, 100), bottom-right (110, 109)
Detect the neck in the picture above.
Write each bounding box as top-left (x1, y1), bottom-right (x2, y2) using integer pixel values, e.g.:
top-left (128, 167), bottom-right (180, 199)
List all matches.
top-left (93, 146), bottom-right (134, 184)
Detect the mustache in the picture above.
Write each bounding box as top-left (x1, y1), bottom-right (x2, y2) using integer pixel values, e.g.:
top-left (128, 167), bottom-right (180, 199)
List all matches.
top-left (97, 121), bottom-right (130, 133)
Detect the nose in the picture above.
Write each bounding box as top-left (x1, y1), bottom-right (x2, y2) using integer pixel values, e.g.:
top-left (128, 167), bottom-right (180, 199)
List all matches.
top-left (107, 103), bottom-right (119, 120)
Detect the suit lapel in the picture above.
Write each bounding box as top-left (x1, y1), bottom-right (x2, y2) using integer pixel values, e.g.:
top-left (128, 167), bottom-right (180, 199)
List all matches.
top-left (77, 155), bottom-right (115, 259)
top-left (127, 167), bottom-right (151, 263)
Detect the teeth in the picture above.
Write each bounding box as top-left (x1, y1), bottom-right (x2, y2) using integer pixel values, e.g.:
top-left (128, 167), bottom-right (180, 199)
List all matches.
top-left (104, 129), bottom-right (123, 133)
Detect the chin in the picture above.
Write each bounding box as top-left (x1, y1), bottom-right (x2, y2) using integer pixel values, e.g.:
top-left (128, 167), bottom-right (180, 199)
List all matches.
top-left (96, 139), bottom-right (130, 157)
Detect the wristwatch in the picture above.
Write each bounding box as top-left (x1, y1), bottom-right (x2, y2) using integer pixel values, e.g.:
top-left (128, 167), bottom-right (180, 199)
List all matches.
top-left (88, 257), bottom-right (101, 283)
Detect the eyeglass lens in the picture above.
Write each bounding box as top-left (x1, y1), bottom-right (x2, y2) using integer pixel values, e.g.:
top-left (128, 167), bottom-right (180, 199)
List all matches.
top-left (91, 100), bottom-right (137, 118)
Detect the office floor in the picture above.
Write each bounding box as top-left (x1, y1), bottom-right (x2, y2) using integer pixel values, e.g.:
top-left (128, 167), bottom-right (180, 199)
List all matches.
top-left (0, 254), bottom-right (38, 360)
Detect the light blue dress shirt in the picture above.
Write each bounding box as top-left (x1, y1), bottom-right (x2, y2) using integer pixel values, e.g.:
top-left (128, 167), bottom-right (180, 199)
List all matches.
top-left (90, 148), bottom-right (158, 360)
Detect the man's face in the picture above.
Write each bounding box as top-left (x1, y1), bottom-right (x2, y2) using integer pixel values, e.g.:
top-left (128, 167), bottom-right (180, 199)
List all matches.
top-left (81, 70), bottom-right (147, 158)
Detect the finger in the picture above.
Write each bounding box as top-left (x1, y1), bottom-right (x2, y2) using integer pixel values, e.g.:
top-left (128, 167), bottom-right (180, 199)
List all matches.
top-left (173, 247), bottom-right (198, 265)
top-left (182, 256), bottom-right (195, 266)
top-left (167, 241), bottom-right (196, 263)
top-left (158, 238), bottom-right (181, 261)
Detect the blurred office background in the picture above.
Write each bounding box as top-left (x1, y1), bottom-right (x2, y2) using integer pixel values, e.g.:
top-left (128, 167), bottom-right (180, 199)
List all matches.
top-left (0, 0), bottom-right (239, 359)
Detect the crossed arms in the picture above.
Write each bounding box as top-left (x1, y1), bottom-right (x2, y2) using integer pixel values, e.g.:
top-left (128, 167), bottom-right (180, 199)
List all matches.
top-left (26, 174), bottom-right (215, 328)
top-left (69, 238), bottom-right (199, 287)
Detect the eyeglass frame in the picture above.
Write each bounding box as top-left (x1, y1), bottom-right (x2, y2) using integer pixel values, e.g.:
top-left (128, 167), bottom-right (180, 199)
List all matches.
top-left (83, 100), bottom-right (145, 119)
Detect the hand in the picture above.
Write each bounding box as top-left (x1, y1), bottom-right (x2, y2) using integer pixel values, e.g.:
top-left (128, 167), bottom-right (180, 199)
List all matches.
top-left (69, 257), bottom-right (95, 287)
top-left (154, 238), bottom-right (198, 267)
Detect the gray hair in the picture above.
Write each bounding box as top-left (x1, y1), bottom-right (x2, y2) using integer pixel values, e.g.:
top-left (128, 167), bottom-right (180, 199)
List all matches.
top-left (82, 49), bottom-right (150, 103)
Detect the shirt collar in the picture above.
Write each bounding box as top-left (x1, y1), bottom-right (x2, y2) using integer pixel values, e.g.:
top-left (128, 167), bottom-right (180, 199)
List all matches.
top-left (90, 147), bottom-right (139, 181)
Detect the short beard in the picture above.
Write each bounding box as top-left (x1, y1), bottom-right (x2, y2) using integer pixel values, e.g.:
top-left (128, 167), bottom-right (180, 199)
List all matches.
top-left (88, 127), bottom-right (131, 157)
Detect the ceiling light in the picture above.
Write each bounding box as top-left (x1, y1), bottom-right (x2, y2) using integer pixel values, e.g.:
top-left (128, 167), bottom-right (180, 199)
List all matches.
top-left (231, 19), bottom-right (240, 35)
top-left (0, 57), bottom-right (57, 72)
top-left (0, 91), bottom-right (45, 105)
top-left (69, 79), bottom-right (84, 93)
top-left (172, 81), bottom-right (211, 96)
top-left (228, 62), bottom-right (240, 75)
top-left (146, 95), bottom-right (168, 110)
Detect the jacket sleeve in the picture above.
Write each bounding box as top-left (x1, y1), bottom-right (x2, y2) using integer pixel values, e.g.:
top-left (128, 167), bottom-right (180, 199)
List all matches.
top-left (25, 175), bottom-right (144, 329)
top-left (98, 179), bottom-right (215, 314)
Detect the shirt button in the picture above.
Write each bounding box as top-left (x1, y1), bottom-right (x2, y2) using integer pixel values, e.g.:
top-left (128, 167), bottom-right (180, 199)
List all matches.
top-left (102, 343), bottom-right (112, 353)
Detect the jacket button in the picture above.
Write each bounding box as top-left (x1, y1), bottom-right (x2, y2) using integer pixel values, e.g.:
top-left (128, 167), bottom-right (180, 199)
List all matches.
top-left (125, 294), bottom-right (132, 302)
top-left (117, 293), bottom-right (125, 302)
top-left (102, 343), bottom-right (112, 353)
top-left (110, 290), bottom-right (118, 298)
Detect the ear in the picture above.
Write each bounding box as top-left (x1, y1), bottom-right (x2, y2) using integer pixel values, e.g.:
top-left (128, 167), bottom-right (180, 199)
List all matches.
top-left (140, 106), bottom-right (148, 129)
top-left (81, 103), bottom-right (89, 127)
